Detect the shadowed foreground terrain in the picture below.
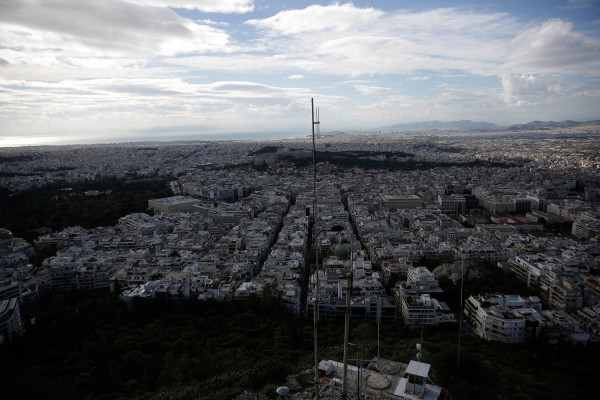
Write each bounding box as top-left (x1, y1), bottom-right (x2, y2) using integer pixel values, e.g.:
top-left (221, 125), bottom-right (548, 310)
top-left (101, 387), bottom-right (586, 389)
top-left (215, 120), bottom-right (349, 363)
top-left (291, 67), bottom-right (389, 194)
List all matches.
top-left (0, 289), bottom-right (597, 400)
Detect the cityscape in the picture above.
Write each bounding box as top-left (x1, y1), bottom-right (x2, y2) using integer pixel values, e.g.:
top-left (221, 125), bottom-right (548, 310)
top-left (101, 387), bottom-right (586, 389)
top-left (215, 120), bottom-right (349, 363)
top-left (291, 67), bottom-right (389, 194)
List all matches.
top-left (2, 0), bottom-right (600, 399)
top-left (1, 121), bottom-right (599, 399)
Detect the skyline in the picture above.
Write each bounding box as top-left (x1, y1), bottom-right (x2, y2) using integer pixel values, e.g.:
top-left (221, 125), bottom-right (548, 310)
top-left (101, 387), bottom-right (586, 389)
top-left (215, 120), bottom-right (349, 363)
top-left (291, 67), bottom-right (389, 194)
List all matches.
top-left (1, 0), bottom-right (600, 146)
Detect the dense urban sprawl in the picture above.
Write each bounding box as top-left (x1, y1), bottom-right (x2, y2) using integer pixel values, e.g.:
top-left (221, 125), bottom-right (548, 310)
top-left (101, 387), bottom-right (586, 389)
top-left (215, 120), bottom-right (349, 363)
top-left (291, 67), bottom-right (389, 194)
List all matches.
top-left (1, 126), bottom-right (600, 348)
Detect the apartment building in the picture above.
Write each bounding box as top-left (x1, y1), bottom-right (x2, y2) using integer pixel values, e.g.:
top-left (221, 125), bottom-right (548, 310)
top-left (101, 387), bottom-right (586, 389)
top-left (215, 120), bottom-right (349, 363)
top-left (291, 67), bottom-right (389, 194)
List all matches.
top-left (464, 294), bottom-right (544, 343)
top-left (0, 297), bottom-right (22, 342)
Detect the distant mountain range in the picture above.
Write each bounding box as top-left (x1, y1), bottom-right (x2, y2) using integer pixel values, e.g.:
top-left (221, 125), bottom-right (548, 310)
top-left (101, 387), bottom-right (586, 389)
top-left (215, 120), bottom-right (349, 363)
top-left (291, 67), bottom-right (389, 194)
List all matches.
top-left (382, 120), bottom-right (500, 131)
top-left (507, 120), bottom-right (600, 130)
top-left (382, 119), bottom-right (600, 132)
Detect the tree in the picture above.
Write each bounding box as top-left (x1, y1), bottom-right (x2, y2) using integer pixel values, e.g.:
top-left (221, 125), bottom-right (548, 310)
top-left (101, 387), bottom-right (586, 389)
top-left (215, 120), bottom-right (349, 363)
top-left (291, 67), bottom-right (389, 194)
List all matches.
top-left (260, 282), bottom-right (282, 314)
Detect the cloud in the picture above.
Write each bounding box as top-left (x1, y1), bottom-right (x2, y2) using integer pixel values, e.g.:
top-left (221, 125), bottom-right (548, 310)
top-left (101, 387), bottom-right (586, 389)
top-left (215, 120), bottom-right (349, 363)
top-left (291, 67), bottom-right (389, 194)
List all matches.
top-left (356, 94), bottom-right (412, 110)
top-left (354, 84), bottom-right (390, 95)
top-left (1, 2), bottom-right (600, 137)
top-left (0, 77), bottom-right (323, 131)
top-left (243, 4), bottom-right (600, 80)
top-left (5, 2), bottom-right (598, 82)
top-left (501, 73), bottom-right (600, 107)
top-left (0, 0), bottom-right (233, 58)
top-left (435, 84), bottom-right (502, 109)
top-left (501, 74), bottom-right (571, 106)
top-left (559, 0), bottom-right (599, 10)
top-left (127, 0), bottom-right (254, 13)
top-left (196, 19), bottom-right (230, 27)
top-left (244, 5), bottom-right (515, 77)
top-left (504, 19), bottom-right (600, 75)
top-left (246, 3), bottom-right (383, 35)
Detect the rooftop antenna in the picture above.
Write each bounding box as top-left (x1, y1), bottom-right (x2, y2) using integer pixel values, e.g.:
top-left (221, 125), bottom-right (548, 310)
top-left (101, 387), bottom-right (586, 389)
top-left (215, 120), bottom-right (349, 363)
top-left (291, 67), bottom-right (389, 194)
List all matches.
top-left (312, 98), bottom-right (320, 400)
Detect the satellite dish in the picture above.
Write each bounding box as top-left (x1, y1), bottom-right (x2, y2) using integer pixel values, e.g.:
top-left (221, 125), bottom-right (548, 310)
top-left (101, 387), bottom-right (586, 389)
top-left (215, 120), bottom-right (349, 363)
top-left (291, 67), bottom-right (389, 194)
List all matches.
top-left (276, 386), bottom-right (289, 397)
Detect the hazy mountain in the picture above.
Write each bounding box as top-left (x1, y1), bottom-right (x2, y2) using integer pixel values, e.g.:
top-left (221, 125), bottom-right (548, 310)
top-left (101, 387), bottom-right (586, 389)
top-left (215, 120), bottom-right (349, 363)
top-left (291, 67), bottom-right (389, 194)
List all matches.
top-left (508, 120), bottom-right (600, 130)
top-left (382, 120), bottom-right (502, 131)
top-left (381, 119), bottom-right (600, 132)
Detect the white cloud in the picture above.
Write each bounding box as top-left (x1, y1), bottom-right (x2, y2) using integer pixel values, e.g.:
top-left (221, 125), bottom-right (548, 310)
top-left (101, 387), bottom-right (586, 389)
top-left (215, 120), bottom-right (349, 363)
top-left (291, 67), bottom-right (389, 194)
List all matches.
top-left (500, 74), bottom-right (599, 106)
top-left (196, 19), bottom-right (230, 27)
top-left (0, 0), bottom-right (233, 59)
top-left (127, 0), bottom-right (254, 13)
top-left (435, 84), bottom-right (502, 109)
top-left (246, 3), bottom-right (383, 35)
top-left (504, 19), bottom-right (600, 75)
top-left (243, 5), bottom-right (516, 77)
top-left (0, 77), bottom-right (326, 134)
top-left (354, 84), bottom-right (390, 95)
top-left (243, 4), bottom-right (600, 80)
top-left (1, 1), bottom-right (599, 138)
top-left (356, 94), bottom-right (412, 110)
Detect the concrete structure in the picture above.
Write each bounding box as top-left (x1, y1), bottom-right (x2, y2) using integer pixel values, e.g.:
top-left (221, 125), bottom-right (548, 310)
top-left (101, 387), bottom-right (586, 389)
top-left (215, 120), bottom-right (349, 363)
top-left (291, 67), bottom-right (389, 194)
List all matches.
top-left (0, 298), bottom-right (22, 343)
top-left (438, 194), bottom-right (466, 214)
top-left (399, 293), bottom-right (455, 326)
top-left (148, 196), bottom-right (201, 213)
top-left (0, 280), bottom-right (22, 302)
top-left (318, 358), bottom-right (441, 400)
top-left (381, 195), bottom-right (422, 211)
top-left (571, 212), bottom-right (600, 239)
top-left (464, 294), bottom-right (544, 343)
top-left (509, 255), bottom-right (583, 312)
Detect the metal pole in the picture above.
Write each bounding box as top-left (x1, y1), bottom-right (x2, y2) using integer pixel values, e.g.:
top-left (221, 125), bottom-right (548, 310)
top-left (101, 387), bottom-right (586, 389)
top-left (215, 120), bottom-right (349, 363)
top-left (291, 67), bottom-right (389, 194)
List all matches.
top-left (458, 262), bottom-right (464, 373)
top-left (342, 273), bottom-right (352, 399)
top-left (312, 98), bottom-right (320, 400)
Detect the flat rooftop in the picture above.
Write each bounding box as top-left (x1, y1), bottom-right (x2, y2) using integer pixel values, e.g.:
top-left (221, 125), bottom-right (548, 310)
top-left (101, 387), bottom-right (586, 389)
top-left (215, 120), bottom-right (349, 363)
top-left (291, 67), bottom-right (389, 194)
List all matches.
top-left (319, 357), bottom-right (442, 400)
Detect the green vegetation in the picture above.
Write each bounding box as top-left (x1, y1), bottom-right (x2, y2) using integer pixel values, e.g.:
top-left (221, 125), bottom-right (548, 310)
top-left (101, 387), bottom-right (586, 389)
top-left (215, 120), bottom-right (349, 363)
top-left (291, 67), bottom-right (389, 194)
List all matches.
top-left (438, 263), bottom-right (537, 312)
top-left (0, 153), bottom-right (37, 163)
top-left (0, 290), bottom-right (313, 400)
top-left (0, 176), bottom-right (172, 241)
top-left (1, 289), bottom-right (596, 400)
top-left (248, 146), bottom-right (281, 155)
top-left (247, 146), bottom-right (513, 171)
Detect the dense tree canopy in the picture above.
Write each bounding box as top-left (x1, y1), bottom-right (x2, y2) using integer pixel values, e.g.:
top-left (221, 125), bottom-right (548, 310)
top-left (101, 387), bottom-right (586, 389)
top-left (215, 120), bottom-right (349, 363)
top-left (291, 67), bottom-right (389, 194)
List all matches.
top-left (0, 176), bottom-right (172, 241)
top-left (0, 289), bottom-right (596, 400)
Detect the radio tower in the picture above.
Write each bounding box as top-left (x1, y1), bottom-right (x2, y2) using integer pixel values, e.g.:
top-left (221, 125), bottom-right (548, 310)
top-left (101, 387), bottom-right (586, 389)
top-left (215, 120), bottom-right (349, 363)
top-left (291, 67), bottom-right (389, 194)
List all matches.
top-left (312, 98), bottom-right (321, 400)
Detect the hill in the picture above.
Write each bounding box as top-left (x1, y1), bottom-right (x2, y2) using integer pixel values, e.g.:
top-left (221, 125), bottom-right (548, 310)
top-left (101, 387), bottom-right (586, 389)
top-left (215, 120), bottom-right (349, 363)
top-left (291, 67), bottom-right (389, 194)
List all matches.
top-left (381, 119), bottom-right (600, 132)
top-left (508, 120), bottom-right (600, 130)
top-left (382, 120), bottom-right (502, 131)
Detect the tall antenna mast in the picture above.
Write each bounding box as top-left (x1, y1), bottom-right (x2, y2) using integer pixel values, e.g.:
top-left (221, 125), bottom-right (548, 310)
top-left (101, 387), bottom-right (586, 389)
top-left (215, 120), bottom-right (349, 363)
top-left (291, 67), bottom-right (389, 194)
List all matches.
top-left (458, 262), bottom-right (464, 372)
top-left (312, 98), bottom-right (320, 400)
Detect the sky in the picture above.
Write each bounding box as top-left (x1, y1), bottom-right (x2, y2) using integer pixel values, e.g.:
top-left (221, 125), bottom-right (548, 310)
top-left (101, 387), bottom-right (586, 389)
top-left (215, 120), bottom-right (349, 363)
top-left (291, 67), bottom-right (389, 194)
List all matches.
top-left (1, 0), bottom-right (600, 146)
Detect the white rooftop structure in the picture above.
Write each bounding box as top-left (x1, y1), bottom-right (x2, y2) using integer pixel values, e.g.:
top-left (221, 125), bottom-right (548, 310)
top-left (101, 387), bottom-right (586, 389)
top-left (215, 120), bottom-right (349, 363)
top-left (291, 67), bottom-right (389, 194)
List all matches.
top-left (405, 360), bottom-right (431, 378)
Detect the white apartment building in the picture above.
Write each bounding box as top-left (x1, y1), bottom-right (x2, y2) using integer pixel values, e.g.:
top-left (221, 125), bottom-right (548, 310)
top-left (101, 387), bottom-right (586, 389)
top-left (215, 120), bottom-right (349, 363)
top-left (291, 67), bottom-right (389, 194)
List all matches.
top-left (571, 212), bottom-right (600, 239)
top-left (509, 254), bottom-right (583, 312)
top-left (400, 293), bottom-right (455, 326)
top-left (464, 294), bottom-right (544, 343)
